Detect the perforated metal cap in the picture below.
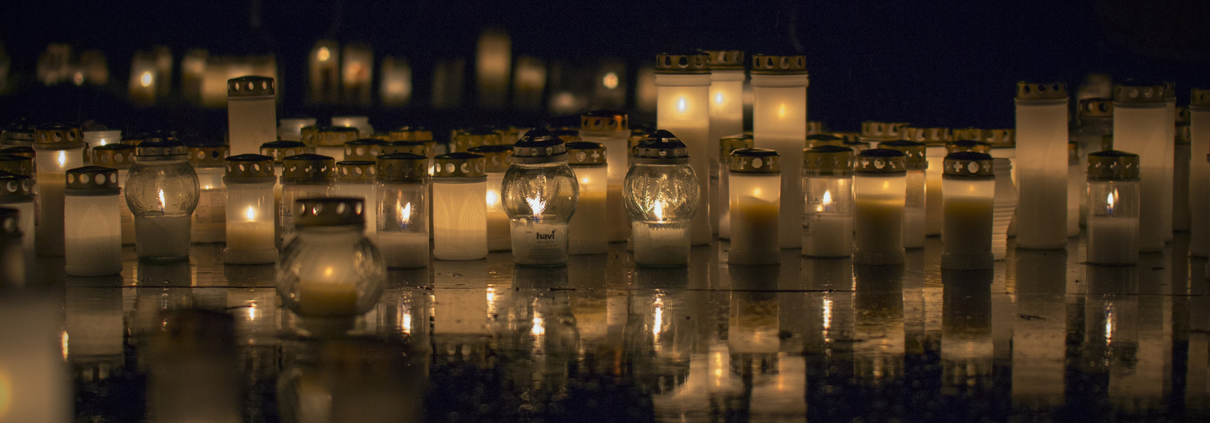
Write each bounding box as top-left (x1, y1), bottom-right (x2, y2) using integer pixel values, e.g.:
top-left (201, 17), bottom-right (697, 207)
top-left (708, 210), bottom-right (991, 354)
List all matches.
top-left (293, 197), bottom-right (365, 228)
top-left (0, 172), bottom-right (33, 198)
top-left (0, 154), bottom-right (33, 177)
top-left (701, 50), bottom-right (744, 70)
top-left (65, 166), bottom-right (120, 195)
top-left (806, 134), bottom-right (844, 148)
top-left (2, 122), bottom-right (35, 146)
top-left (388, 126), bottom-right (434, 142)
top-left (751, 54), bottom-right (807, 75)
top-left (729, 148), bottom-right (779, 173)
top-left (375, 153), bottom-right (429, 183)
top-left (135, 138), bottom-right (188, 158)
top-left (1113, 82), bottom-right (1166, 105)
top-left (855, 148), bottom-right (907, 175)
top-left (35, 124), bottom-right (84, 149)
top-left (0, 207), bottom-right (20, 238)
top-left (259, 141), bottom-right (311, 164)
top-left (91, 144), bottom-right (136, 169)
top-left (943, 152), bottom-right (995, 179)
top-left (223, 154), bottom-right (276, 183)
top-left (655, 52), bottom-right (710, 74)
top-left (511, 128), bottom-right (568, 164)
top-left (380, 140), bottom-right (429, 157)
top-left (566, 142), bottom-right (605, 166)
top-left (301, 126), bottom-right (359, 147)
top-left (343, 139), bottom-right (383, 161)
top-left (978, 129), bottom-right (1016, 148)
top-left (1192, 88), bottom-right (1210, 109)
top-left (1079, 98), bottom-right (1114, 119)
top-left (877, 140), bottom-right (927, 170)
top-left (633, 130), bottom-right (689, 164)
top-left (227, 76), bottom-right (275, 97)
top-left (946, 140), bottom-right (991, 154)
top-left (804, 145), bottom-right (855, 176)
top-left (281, 154), bottom-right (336, 184)
top-left (336, 160), bottom-right (376, 182)
top-left (861, 122), bottom-right (909, 141)
top-left (899, 127), bottom-right (952, 146)
top-left (806, 121), bottom-right (825, 136)
top-left (720, 133), bottom-right (754, 159)
top-left (1016, 81), bottom-right (1067, 101)
top-left (1087, 150), bottom-right (1140, 181)
top-left (185, 144), bottom-right (229, 168)
top-left (453, 128), bottom-right (502, 152)
top-left (581, 110), bottom-right (628, 132)
top-left (433, 152), bottom-right (486, 178)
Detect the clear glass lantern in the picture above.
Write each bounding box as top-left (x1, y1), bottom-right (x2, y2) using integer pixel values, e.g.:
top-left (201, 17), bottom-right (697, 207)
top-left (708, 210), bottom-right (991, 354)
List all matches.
top-left (1112, 82), bottom-right (1167, 252)
top-left (901, 127), bottom-right (952, 237)
top-left (277, 197), bottom-right (386, 317)
top-left (186, 143), bottom-right (229, 243)
top-left (331, 116), bottom-right (374, 138)
top-left (853, 149), bottom-right (907, 265)
top-left (802, 145), bottom-right (854, 258)
top-left (91, 144), bottom-right (137, 244)
top-left (0, 172), bottom-right (34, 280)
top-left (301, 126), bottom-right (358, 162)
top-left (1067, 141), bottom-right (1081, 237)
top-left (279, 154), bottom-right (335, 247)
top-left (278, 117), bottom-right (316, 142)
top-left (226, 76), bottom-right (276, 156)
top-left (878, 140), bottom-right (928, 249)
top-left (727, 148), bottom-right (780, 265)
top-left (467, 144), bottom-right (514, 251)
top-left (222, 154), bottom-right (278, 265)
top-left (566, 141), bottom-right (608, 255)
top-left (703, 51), bottom-right (745, 234)
top-left (432, 152), bottom-right (488, 261)
top-left (335, 160), bottom-right (377, 240)
top-left (1015, 82), bottom-right (1069, 250)
top-left (502, 129), bottom-right (578, 266)
top-left (0, 207), bottom-right (24, 285)
top-left (376, 153), bottom-right (429, 268)
top-left (1086, 151), bottom-right (1140, 265)
top-left (1191, 88), bottom-right (1210, 258)
top-left (578, 110), bottom-right (630, 243)
top-left (940, 152), bottom-right (995, 270)
top-left (126, 136), bottom-right (200, 262)
top-left (717, 133), bottom-right (753, 240)
top-left (343, 138), bottom-right (383, 162)
top-left (64, 166), bottom-right (122, 276)
top-left (991, 158), bottom-right (1017, 260)
top-left (624, 130), bottom-right (700, 267)
top-left (750, 54), bottom-right (809, 249)
top-left (34, 124), bottom-right (85, 256)
top-left (656, 52), bottom-right (713, 246)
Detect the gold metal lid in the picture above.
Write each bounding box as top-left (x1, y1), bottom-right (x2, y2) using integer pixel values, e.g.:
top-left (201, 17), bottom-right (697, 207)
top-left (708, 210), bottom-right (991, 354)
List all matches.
top-left (512, 128), bottom-right (568, 164)
top-left (0, 207), bottom-right (20, 238)
top-left (833, 132), bottom-right (861, 143)
top-left (65, 165), bottom-right (120, 194)
top-left (343, 139), bottom-right (383, 161)
top-left (1192, 88), bottom-right (1210, 109)
top-left (843, 139), bottom-right (870, 152)
top-left (855, 148), bottom-right (907, 175)
top-left (751, 54), bottom-right (807, 75)
top-left (877, 140), bottom-right (927, 170)
top-left (1087, 150), bottom-right (1140, 181)
top-left (950, 128), bottom-right (981, 140)
top-left (655, 52), bottom-right (710, 74)
top-left (900, 127), bottom-right (952, 146)
top-left (301, 126), bottom-right (359, 147)
top-left (370, 132), bottom-right (391, 141)
top-left (633, 130), bottom-right (690, 164)
top-left (720, 133), bottom-right (754, 158)
top-left (91, 144), bottom-right (135, 169)
top-left (860, 122), bottom-right (909, 141)
top-left (2, 122), bottom-right (35, 146)
top-left (433, 152), bottom-right (487, 178)
top-left (223, 154), bottom-right (276, 183)
top-left (946, 140), bottom-right (991, 154)
top-left (186, 144), bottom-right (229, 168)
top-left (806, 134), bottom-right (844, 148)
top-left (0, 154), bottom-right (33, 176)
top-left (227, 76), bottom-right (275, 97)
top-left (336, 160), bottom-right (376, 182)
top-left (281, 153), bottom-right (336, 184)
top-left (701, 50), bottom-right (744, 70)
top-left (135, 138), bottom-right (188, 158)
top-left (388, 126), bottom-right (434, 142)
top-left (375, 153), bottom-right (429, 183)
top-left (942, 152), bottom-right (995, 179)
top-left (1113, 82), bottom-right (1166, 105)
top-left (1079, 98), bottom-right (1114, 118)
top-left (0, 146), bottom-right (33, 159)
top-left (293, 197), bottom-right (365, 228)
top-left (803, 145), bottom-right (855, 176)
top-left (0, 172), bottom-right (33, 198)
top-left (452, 128), bottom-right (502, 153)
top-left (1016, 81), bottom-right (1067, 101)
top-left (977, 129), bottom-right (1016, 148)
top-left (728, 148), bottom-right (779, 173)
top-left (566, 141), bottom-right (606, 166)
top-left (380, 140), bottom-right (429, 157)
top-left (35, 123), bottom-right (84, 149)
top-left (806, 121), bottom-right (825, 136)
top-left (259, 141), bottom-right (311, 164)
top-left (581, 110), bottom-right (629, 132)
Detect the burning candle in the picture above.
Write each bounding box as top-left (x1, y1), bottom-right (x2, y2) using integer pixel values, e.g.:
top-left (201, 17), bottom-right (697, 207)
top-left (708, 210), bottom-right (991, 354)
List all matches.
top-left (878, 140), bottom-right (928, 249)
top-left (0, 173), bottom-right (33, 280)
top-left (467, 144), bottom-right (513, 251)
top-left (625, 131), bottom-right (700, 267)
top-left (727, 148), bottom-right (780, 265)
top-left (335, 160), bottom-right (378, 240)
top-left (222, 154), bottom-right (277, 264)
top-left (1111, 82), bottom-right (1167, 252)
top-left (279, 154), bottom-right (335, 247)
top-left (277, 197), bottom-right (386, 317)
top-left (64, 166), bottom-right (122, 276)
top-left (853, 149), bottom-right (907, 265)
top-left (567, 141), bottom-right (608, 255)
top-left (704, 50), bottom-right (745, 234)
top-left (751, 54), bottom-right (809, 249)
top-left (1016, 81), bottom-right (1069, 250)
top-left (717, 133), bottom-right (753, 240)
top-left (579, 110), bottom-right (632, 243)
top-left (375, 153), bottom-right (430, 268)
top-left (656, 52), bottom-right (713, 245)
top-left (1085, 150), bottom-right (1140, 265)
top-left (1191, 88), bottom-right (1210, 258)
top-left (941, 152), bottom-right (995, 270)
top-left (33, 124), bottom-right (85, 256)
top-left (226, 76), bottom-right (276, 156)
top-left (432, 152), bottom-right (488, 261)
top-left (82, 129), bottom-right (121, 152)
top-left (128, 51), bottom-right (157, 106)
top-left (803, 145), bottom-right (855, 258)
top-left (502, 129), bottom-right (578, 266)
top-left (185, 142), bottom-right (228, 243)
top-left (278, 117), bottom-right (316, 142)
top-left (126, 134), bottom-right (200, 261)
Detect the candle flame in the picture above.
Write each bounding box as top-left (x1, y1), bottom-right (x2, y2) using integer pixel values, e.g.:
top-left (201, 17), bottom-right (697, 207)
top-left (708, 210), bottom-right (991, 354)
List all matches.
top-left (401, 202), bottom-right (412, 224)
top-left (715, 92), bottom-right (724, 105)
top-left (486, 188), bottom-right (500, 208)
top-left (317, 47), bottom-right (331, 62)
top-left (57, 150), bottom-right (67, 168)
top-left (245, 206), bottom-right (256, 221)
top-left (653, 200), bottom-right (665, 222)
top-left (778, 103), bottom-right (786, 119)
top-left (677, 97), bottom-right (687, 113)
top-left (1107, 191), bottom-right (1115, 216)
top-left (532, 313), bottom-right (546, 336)
top-left (526, 195), bottom-right (546, 219)
top-left (819, 190), bottom-right (832, 212)
top-left (157, 189), bottom-right (166, 212)
top-left (139, 71), bottom-right (153, 87)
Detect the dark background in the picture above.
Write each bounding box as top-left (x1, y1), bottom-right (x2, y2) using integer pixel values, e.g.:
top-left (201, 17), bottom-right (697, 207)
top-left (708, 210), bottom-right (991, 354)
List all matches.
top-left (0, 0), bottom-right (1207, 137)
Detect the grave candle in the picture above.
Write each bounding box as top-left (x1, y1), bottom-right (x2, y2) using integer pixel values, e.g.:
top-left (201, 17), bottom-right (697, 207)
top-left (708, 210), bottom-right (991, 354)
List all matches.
top-left (33, 124), bottom-right (85, 256)
top-left (0, 172), bottom-right (34, 280)
top-left (566, 141), bottom-right (608, 255)
top-left (901, 127), bottom-right (952, 236)
top-left (64, 166), bottom-right (122, 276)
top-left (279, 154), bottom-right (335, 247)
top-left (186, 143), bottom-right (228, 243)
top-left (751, 54), bottom-right (808, 249)
top-left (502, 129), bottom-right (578, 266)
top-left (375, 153), bottom-right (430, 268)
top-left (222, 154), bottom-right (277, 264)
top-left (728, 148), bottom-right (780, 265)
top-left (853, 148), bottom-right (907, 265)
top-left (226, 76), bottom-right (276, 155)
top-left (1112, 82), bottom-right (1167, 252)
top-left (432, 152), bottom-right (488, 261)
top-left (91, 144), bottom-right (136, 244)
top-left (656, 52), bottom-right (713, 245)
top-left (1015, 82), bottom-right (1069, 250)
top-left (301, 126), bottom-right (358, 161)
top-left (578, 110), bottom-right (631, 242)
top-left (802, 145), bottom-right (854, 258)
top-left (467, 144), bottom-right (514, 251)
top-left (941, 152), bottom-right (995, 270)
top-left (126, 135), bottom-right (200, 261)
top-left (991, 158), bottom-right (1017, 260)
top-left (277, 197), bottom-right (385, 317)
top-left (625, 131), bottom-right (699, 267)
top-left (342, 138), bottom-right (383, 162)
top-left (704, 50), bottom-right (745, 236)
top-left (878, 140), bottom-right (928, 249)
top-left (335, 160), bottom-right (378, 240)
top-left (717, 133), bottom-right (753, 240)
top-left (982, 129), bottom-right (1018, 236)
top-left (1085, 150), bottom-right (1140, 265)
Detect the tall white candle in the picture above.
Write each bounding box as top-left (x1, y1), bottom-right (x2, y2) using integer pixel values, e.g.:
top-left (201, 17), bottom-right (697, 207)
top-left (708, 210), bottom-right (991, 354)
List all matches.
top-left (568, 144), bottom-right (608, 255)
top-left (432, 153), bottom-right (488, 261)
top-left (853, 149), bottom-right (907, 265)
top-left (64, 166), bottom-right (123, 276)
top-left (1015, 82), bottom-right (1069, 250)
top-left (227, 76), bottom-right (276, 156)
top-left (727, 149), bottom-right (780, 265)
top-left (940, 153), bottom-right (995, 270)
top-left (579, 111), bottom-right (631, 243)
top-left (878, 140), bottom-right (929, 249)
top-left (901, 127), bottom-right (951, 237)
top-left (1112, 82), bottom-right (1167, 252)
top-left (991, 158), bottom-right (1017, 260)
top-left (33, 124), bottom-right (85, 256)
top-left (704, 50), bottom-right (745, 236)
top-left (467, 145), bottom-right (513, 251)
top-left (1190, 89), bottom-right (1210, 257)
top-left (717, 134), bottom-right (753, 240)
top-left (751, 54), bottom-right (809, 249)
top-left (655, 53), bottom-right (713, 245)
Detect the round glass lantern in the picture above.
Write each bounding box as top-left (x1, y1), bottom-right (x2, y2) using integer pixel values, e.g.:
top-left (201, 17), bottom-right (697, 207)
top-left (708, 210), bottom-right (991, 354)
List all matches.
top-left (126, 135), bottom-right (200, 262)
top-left (501, 128), bottom-right (579, 266)
top-left (277, 197), bottom-right (385, 317)
top-left (624, 130), bottom-right (700, 267)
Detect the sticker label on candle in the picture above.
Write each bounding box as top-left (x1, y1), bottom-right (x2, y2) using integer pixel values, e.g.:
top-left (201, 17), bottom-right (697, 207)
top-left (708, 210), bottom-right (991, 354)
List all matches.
top-left (511, 223), bottom-right (568, 264)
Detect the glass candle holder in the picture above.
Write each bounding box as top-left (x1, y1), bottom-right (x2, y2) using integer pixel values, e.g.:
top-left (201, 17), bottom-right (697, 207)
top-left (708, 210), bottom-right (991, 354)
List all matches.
top-left (1112, 82), bottom-right (1167, 252)
top-left (803, 145), bottom-right (855, 258)
top-left (1190, 89), bottom-right (1210, 257)
top-left (579, 110), bottom-right (631, 243)
top-left (452, 128), bottom-right (502, 153)
top-left (467, 144), bottom-right (514, 251)
top-left (34, 124), bottom-right (85, 256)
top-left (331, 116), bottom-right (374, 138)
top-left (717, 133), bottom-right (753, 240)
top-left (750, 54), bottom-right (809, 249)
top-left (727, 148), bottom-right (780, 265)
top-left (302, 126), bottom-right (358, 161)
top-left (902, 127), bottom-right (952, 237)
top-left (940, 152), bottom-right (995, 270)
top-left (91, 144), bottom-right (137, 244)
top-left (260, 141), bottom-right (311, 245)
top-left (226, 76), bottom-right (276, 156)
top-left (64, 166), bottom-right (122, 276)
top-left (277, 197), bottom-right (386, 317)
top-left (991, 158), bottom-right (1017, 260)
top-left (566, 141), bottom-right (608, 255)
top-left (1086, 151), bottom-right (1141, 264)
top-left (186, 143), bottom-right (229, 243)
top-left (853, 149), bottom-right (907, 265)
top-left (126, 136), bottom-right (200, 262)
top-left (624, 131), bottom-right (700, 267)
top-left (0, 207), bottom-right (24, 285)
top-left (343, 138), bottom-right (383, 162)
top-left (335, 160), bottom-right (377, 240)
top-left (502, 129), bottom-right (578, 266)
top-left (0, 172), bottom-right (34, 280)
top-left (656, 52), bottom-right (713, 246)
top-left (278, 117), bottom-right (316, 142)
top-left (703, 51), bottom-right (745, 229)
top-left (222, 154), bottom-right (277, 264)
top-left (878, 140), bottom-right (928, 249)
top-left (945, 140), bottom-right (991, 154)
top-left (432, 152), bottom-right (488, 260)
top-left (1015, 82), bottom-right (1069, 250)
top-left (1067, 141), bottom-right (1081, 237)
top-left (376, 153), bottom-right (430, 268)
top-left (279, 154), bottom-right (335, 247)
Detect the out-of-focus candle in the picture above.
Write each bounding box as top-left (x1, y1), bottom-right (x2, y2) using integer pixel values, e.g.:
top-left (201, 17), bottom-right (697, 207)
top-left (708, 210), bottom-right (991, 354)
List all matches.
top-left (343, 138), bottom-right (383, 162)
top-left (380, 56), bottom-right (413, 107)
top-left (341, 44), bottom-right (374, 107)
top-left (222, 154), bottom-right (277, 264)
top-left (432, 152), bottom-right (488, 260)
top-left (1086, 151), bottom-right (1140, 264)
top-left (82, 129), bottom-right (121, 152)
top-left (1016, 82), bottom-right (1069, 250)
top-left (0, 173), bottom-right (34, 281)
top-left (279, 154), bottom-right (335, 247)
top-left (331, 116), bottom-right (373, 138)
top-left (226, 76), bottom-right (276, 156)
top-left (717, 133), bottom-right (753, 240)
top-left (126, 135), bottom-right (200, 262)
top-left (128, 51), bottom-right (158, 106)
top-left (476, 28), bottom-right (511, 108)
top-left (452, 128), bottom-right (501, 154)
top-left (991, 158), bottom-right (1017, 260)
top-left (728, 148), bottom-right (780, 265)
top-left (750, 53), bottom-right (809, 249)
top-left (376, 153), bottom-right (430, 268)
top-left (301, 126), bottom-right (358, 162)
top-left (803, 145), bottom-right (854, 258)
top-left (1174, 111), bottom-right (1190, 232)
top-left (981, 129), bottom-right (1018, 236)
top-left (91, 144), bottom-right (136, 244)
top-left (278, 117), bottom-right (316, 142)
top-left (901, 127), bottom-right (952, 237)
top-left (308, 40), bottom-right (340, 105)
top-left (0, 295), bottom-right (71, 421)
top-left (1067, 141), bottom-right (1081, 237)
top-left (625, 131), bottom-right (700, 267)
top-left (946, 139), bottom-right (991, 154)
top-left (64, 166), bottom-right (122, 276)
top-left (567, 142), bottom-right (608, 255)
top-left (579, 110), bottom-right (632, 243)
top-left (860, 122), bottom-right (909, 145)
top-left (467, 145), bottom-right (513, 251)
top-left (1112, 82), bottom-right (1167, 252)
top-left (186, 143), bottom-right (229, 243)
top-left (704, 50), bottom-right (745, 235)
top-left (278, 197), bottom-right (386, 317)
top-left (0, 207), bottom-right (24, 284)
top-left (853, 148), bottom-right (907, 265)
top-left (2, 121), bottom-right (36, 148)
top-left (260, 141), bottom-right (311, 245)
top-left (656, 53), bottom-right (713, 246)
top-left (335, 160), bottom-right (378, 240)
top-left (879, 140), bottom-right (928, 249)
top-left (34, 124), bottom-right (85, 256)
top-left (941, 152), bottom-right (995, 270)
top-left (1190, 89), bottom-right (1210, 257)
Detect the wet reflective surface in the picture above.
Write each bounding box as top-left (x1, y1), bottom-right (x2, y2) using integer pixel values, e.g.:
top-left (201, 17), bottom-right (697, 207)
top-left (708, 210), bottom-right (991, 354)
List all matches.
top-left (38, 234), bottom-right (1210, 422)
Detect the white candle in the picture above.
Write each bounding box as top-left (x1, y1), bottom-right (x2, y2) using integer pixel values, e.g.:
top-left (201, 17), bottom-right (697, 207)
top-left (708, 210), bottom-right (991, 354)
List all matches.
top-left (226, 76), bottom-right (276, 155)
top-left (378, 232), bottom-right (429, 268)
top-left (804, 213), bottom-right (853, 257)
top-left (1016, 83), bottom-right (1069, 250)
top-left (34, 125), bottom-right (86, 256)
top-left (569, 182), bottom-right (607, 255)
top-left (705, 51), bottom-right (745, 236)
top-left (485, 172), bottom-right (511, 251)
top-left (1112, 83), bottom-right (1166, 252)
top-left (226, 220), bottom-right (275, 251)
top-left (298, 281), bottom-right (360, 316)
top-left (1163, 85), bottom-right (1176, 241)
top-left (135, 215), bottom-right (192, 259)
top-left (750, 54), bottom-right (809, 249)
top-left (727, 151), bottom-right (780, 265)
top-left (656, 53), bottom-right (713, 245)
top-left (1086, 151), bottom-right (1140, 265)
top-left (803, 147), bottom-right (855, 258)
top-left (632, 221), bottom-right (690, 267)
top-left (223, 155), bottom-right (277, 265)
top-left (64, 187), bottom-right (122, 276)
top-left (1190, 89), bottom-right (1210, 257)
top-left (1087, 217), bottom-right (1139, 264)
top-left (432, 155), bottom-right (488, 261)
top-left (853, 150), bottom-right (907, 265)
top-left (191, 166), bottom-right (227, 243)
top-left (940, 158), bottom-right (995, 270)
top-left (925, 146), bottom-right (946, 236)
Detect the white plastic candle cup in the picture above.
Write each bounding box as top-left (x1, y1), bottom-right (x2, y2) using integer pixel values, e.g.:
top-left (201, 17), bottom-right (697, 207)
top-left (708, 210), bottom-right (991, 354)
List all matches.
top-left (467, 145), bottom-right (514, 251)
top-left (567, 143), bottom-right (608, 255)
top-left (1015, 82), bottom-right (1069, 250)
top-left (749, 54), bottom-right (809, 249)
top-left (705, 51), bottom-right (746, 235)
top-left (900, 127), bottom-right (952, 237)
top-left (579, 111), bottom-right (632, 243)
top-left (222, 154), bottom-right (278, 264)
top-left (852, 149), bottom-right (908, 265)
top-left (718, 134), bottom-right (753, 240)
top-left (227, 76), bottom-right (277, 156)
top-left (432, 153), bottom-right (488, 261)
top-left (1086, 150), bottom-right (1141, 265)
top-left (34, 124), bottom-right (86, 256)
top-left (656, 53), bottom-right (714, 245)
top-left (91, 144), bottom-right (137, 244)
top-left (64, 166), bottom-right (123, 276)
top-left (878, 140), bottom-right (929, 249)
top-left (991, 159), bottom-right (1017, 260)
top-left (940, 153), bottom-right (996, 270)
top-left (187, 145), bottom-right (229, 244)
top-left (727, 148), bottom-right (780, 265)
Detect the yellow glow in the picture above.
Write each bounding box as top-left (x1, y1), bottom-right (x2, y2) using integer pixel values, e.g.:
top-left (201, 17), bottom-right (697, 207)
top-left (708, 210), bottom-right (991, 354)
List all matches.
top-left (753, 188), bottom-right (762, 197)
top-left (580, 177), bottom-right (591, 185)
top-left (486, 188), bottom-right (500, 208)
top-left (653, 200), bottom-right (665, 222)
top-left (317, 47), bottom-right (331, 62)
top-left (1107, 190), bottom-right (1115, 216)
top-left (778, 103), bottom-right (786, 119)
top-left (61, 330), bottom-right (69, 360)
top-left (157, 189), bottom-right (166, 212)
top-left (715, 92), bottom-right (724, 105)
top-left (532, 313), bottom-right (546, 336)
top-left (487, 287), bottom-right (495, 304)
top-left (248, 303), bottom-right (257, 321)
top-left (819, 190), bottom-right (832, 212)
top-left (653, 296), bottom-right (664, 345)
top-left (139, 71), bottom-right (153, 87)
top-left (323, 267), bottom-right (334, 278)
top-left (98, 139), bottom-right (107, 146)
top-left (677, 97), bottom-right (687, 113)
top-left (0, 370), bottom-right (11, 417)
top-left (400, 202), bottom-right (413, 224)
top-left (822, 296), bottom-right (833, 332)
top-left (57, 151), bottom-right (66, 168)
top-left (1105, 304), bottom-right (1115, 346)
top-left (402, 311), bottom-right (412, 334)
top-left (603, 72), bottom-right (618, 89)
top-left (245, 206), bottom-right (256, 221)
top-left (526, 195), bottom-right (546, 217)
